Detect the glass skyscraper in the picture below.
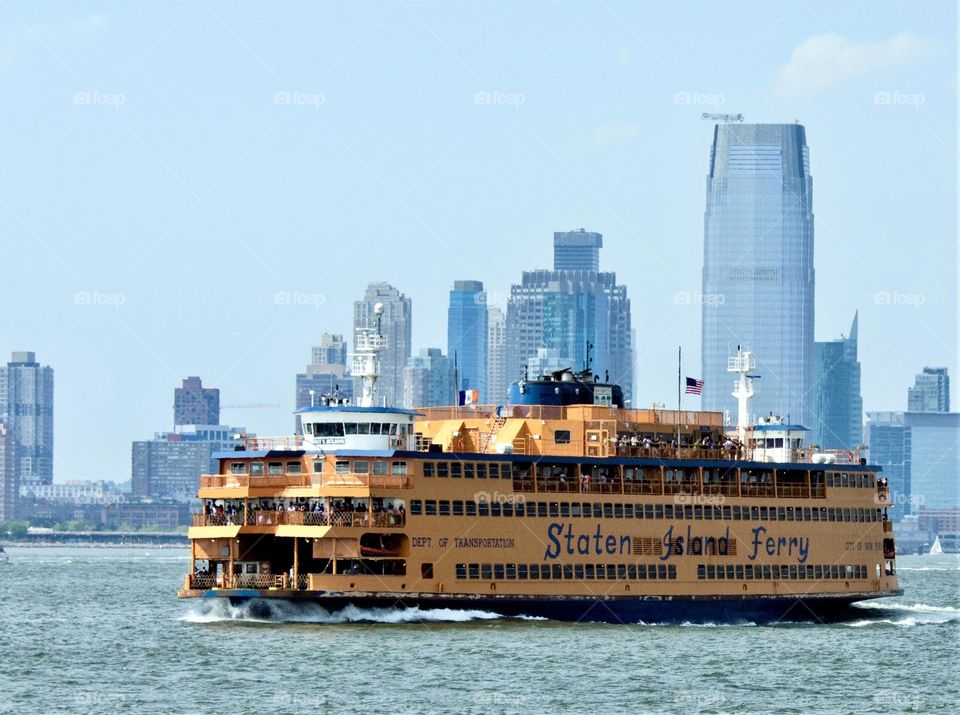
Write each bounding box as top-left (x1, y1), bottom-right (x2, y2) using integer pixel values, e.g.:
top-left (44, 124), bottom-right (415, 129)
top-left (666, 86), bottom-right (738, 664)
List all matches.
top-left (812, 313), bottom-right (862, 450)
top-left (907, 367), bottom-right (950, 412)
top-left (701, 123), bottom-right (815, 426)
top-left (1, 351), bottom-right (54, 487)
top-left (353, 282), bottom-right (412, 408)
top-left (447, 280), bottom-right (488, 401)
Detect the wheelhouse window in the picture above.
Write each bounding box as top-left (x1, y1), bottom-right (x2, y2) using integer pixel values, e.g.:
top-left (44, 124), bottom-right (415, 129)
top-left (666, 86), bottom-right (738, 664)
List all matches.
top-left (314, 422), bottom-right (345, 437)
top-left (230, 462), bottom-right (247, 475)
top-left (335, 460), bottom-right (350, 474)
top-left (391, 461), bottom-right (407, 475)
top-left (554, 429), bottom-right (571, 445)
top-left (249, 463), bottom-right (264, 476)
top-left (373, 461), bottom-right (388, 475)
top-left (353, 460), bottom-right (369, 474)
top-left (286, 461), bottom-right (301, 474)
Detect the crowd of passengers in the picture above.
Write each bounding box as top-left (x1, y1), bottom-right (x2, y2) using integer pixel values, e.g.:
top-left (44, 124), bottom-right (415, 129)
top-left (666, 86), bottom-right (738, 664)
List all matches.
top-left (201, 498), bottom-right (405, 526)
top-left (611, 433), bottom-right (745, 458)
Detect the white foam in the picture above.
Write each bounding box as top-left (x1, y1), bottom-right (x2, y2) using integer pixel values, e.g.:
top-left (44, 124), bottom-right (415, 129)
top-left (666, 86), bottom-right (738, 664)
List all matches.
top-left (844, 601), bottom-right (960, 627)
top-left (180, 599), bottom-right (507, 624)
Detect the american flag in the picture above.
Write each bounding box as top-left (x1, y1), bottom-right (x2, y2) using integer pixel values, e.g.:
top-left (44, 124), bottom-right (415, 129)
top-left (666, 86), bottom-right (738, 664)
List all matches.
top-left (685, 377), bottom-right (704, 395)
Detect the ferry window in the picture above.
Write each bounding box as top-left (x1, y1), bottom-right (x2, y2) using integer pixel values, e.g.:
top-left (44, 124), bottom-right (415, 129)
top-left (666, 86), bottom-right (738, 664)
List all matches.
top-left (230, 462), bottom-right (247, 475)
top-left (358, 422), bottom-right (371, 435)
top-left (439, 500), bottom-right (450, 516)
top-left (345, 423), bottom-right (358, 435)
top-left (353, 461), bottom-right (369, 475)
top-left (571, 503), bottom-right (582, 517)
top-left (665, 505), bottom-right (674, 519)
top-left (481, 564), bottom-right (492, 580)
top-left (750, 506), bottom-right (759, 520)
top-left (505, 564), bottom-right (517, 580)
top-left (534, 503), bottom-right (546, 517)
top-left (452, 500), bottom-right (464, 516)
top-left (562, 565), bottom-right (574, 580)
top-left (286, 462), bottom-right (301, 474)
top-left (372, 461), bottom-right (388, 475)
top-left (759, 506), bottom-right (768, 520)
top-left (313, 460), bottom-right (324, 474)
top-left (493, 564), bottom-right (505, 580)
top-left (554, 429), bottom-right (571, 444)
top-left (464, 463), bottom-right (474, 478)
top-left (574, 565), bottom-right (585, 580)
top-left (391, 461), bottom-right (407, 476)
top-left (476, 463), bottom-right (487, 478)
top-left (624, 504), bottom-right (633, 518)
top-left (423, 462), bottom-right (434, 477)
top-left (734, 565), bottom-right (744, 580)
top-left (826, 473), bottom-right (834, 487)
top-left (654, 504), bottom-right (663, 519)
top-left (667, 565), bottom-right (676, 580)
top-left (638, 565), bottom-right (648, 580)
top-left (705, 564), bottom-right (714, 579)
top-left (466, 502), bottom-right (477, 516)
top-left (421, 563), bottom-right (434, 579)
top-left (549, 503), bottom-right (559, 518)
top-left (267, 462), bottom-right (283, 475)
top-left (581, 502), bottom-right (592, 518)
top-left (684, 505), bottom-right (693, 520)
top-left (514, 502), bottom-right (525, 517)
top-left (437, 462), bottom-right (449, 478)
top-left (843, 508), bottom-right (851, 522)
top-left (768, 507), bottom-right (777, 521)
top-left (814, 565), bottom-right (823, 579)
top-left (250, 463), bottom-right (264, 476)
top-left (478, 502), bottom-right (489, 517)
top-left (455, 564), bottom-right (466, 579)
top-left (489, 464), bottom-right (499, 478)
top-left (491, 502), bottom-right (502, 517)
top-left (777, 507), bottom-right (786, 521)
top-left (585, 564), bottom-right (596, 579)
top-left (527, 564), bottom-right (539, 580)
top-left (560, 503), bottom-right (570, 518)
top-left (468, 564), bottom-right (480, 579)
top-left (451, 462), bottom-right (462, 478)
top-left (518, 564), bottom-right (528, 580)
top-left (659, 565), bottom-right (668, 580)
top-left (694, 505), bottom-right (703, 520)
top-left (551, 564), bottom-right (562, 580)
top-left (628, 565), bottom-right (637, 580)
top-left (593, 504), bottom-right (603, 518)
top-left (841, 473), bottom-right (849, 487)
top-left (425, 500), bottom-right (437, 516)
top-left (722, 506), bottom-right (731, 520)
top-left (410, 500), bottom-right (422, 515)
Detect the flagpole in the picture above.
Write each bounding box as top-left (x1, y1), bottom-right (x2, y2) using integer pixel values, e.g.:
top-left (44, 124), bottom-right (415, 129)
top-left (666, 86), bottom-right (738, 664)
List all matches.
top-left (677, 346), bottom-right (681, 447)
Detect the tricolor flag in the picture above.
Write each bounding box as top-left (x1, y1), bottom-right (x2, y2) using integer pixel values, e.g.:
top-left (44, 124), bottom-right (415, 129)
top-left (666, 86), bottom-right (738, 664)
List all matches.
top-left (458, 389), bottom-right (479, 405)
top-left (685, 377), bottom-right (704, 395)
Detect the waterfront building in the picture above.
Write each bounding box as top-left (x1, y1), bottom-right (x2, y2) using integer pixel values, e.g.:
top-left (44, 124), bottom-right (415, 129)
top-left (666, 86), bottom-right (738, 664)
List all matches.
top-left (487, 306), bottom-right (508, 405)
top-left (812, 313), bottom-right (862, 450)
top-left (403, 348), bottom-right (457, 408)
top-left (174, 376), bottom-right (220, 427)
top-left (701, 123), bottom-right (815, 427)
top-left (131, 425), bottom-right (245, 502)
top-left (505, 232), bottom-right (632, 402)
top-left (1, 351), bottom-right (54, 487)
top-left (354, 282), bottom-right (412, 407)
top-left (907, 367), bottom-right (950, 412)
top-left (447, 281), bottom-right (488, 402)
top-left (0, 421), bottom-right (16, 521)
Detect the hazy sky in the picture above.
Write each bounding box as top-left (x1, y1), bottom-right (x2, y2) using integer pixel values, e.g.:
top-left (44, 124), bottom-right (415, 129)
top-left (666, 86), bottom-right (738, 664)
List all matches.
top-left (0, 1), bottom-right (955, 482)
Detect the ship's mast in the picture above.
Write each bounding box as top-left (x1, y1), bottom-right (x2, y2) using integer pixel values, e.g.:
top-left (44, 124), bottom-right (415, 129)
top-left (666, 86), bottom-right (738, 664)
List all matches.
top-left (728, 346), bottom-right (756, 444)
top-left (352, 303), bottom-right (388, 408)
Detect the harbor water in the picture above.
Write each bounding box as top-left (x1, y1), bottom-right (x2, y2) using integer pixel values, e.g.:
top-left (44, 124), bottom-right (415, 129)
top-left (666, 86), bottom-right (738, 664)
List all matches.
top-left (0, 547), bottom-right (957, 714)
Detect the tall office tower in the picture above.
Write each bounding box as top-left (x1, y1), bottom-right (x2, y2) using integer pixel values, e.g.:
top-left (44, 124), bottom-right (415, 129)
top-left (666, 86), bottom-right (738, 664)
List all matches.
top-left (866, 412), bottom-right (912, 522)
top-left (0, 421), bottom-right (16, 521)
top-left (295, 334), bottom-right (353, 431)
top-left (701, 123), bottom-right (815, 427)
top-left (311, 333), bottom-right (349, 369)
top-left (487, 306), bottom-right (508, 405)
top-left (907, 367), bottom-right (950, 412)
top-left (2, 351), bottom-right (54, 487)
top-left (553, 229), bottom-right (602, 271)
top-left (812, 313), bottom-right (863, 450)
top-left (506, 232), bottom-right (633, 401)
top-left (447, 281), bottom-right (488, 401)
top-left (354, 282), bottom-right (412, 407)
top-left (174, 376), bottom-right (220, 427)
top-left (403, 348), bottom-right (457, 408)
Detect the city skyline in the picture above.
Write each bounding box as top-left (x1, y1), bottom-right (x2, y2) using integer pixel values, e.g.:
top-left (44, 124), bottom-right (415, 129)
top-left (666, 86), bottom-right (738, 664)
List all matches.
top-left (0, 2), bottom-right (953, 482)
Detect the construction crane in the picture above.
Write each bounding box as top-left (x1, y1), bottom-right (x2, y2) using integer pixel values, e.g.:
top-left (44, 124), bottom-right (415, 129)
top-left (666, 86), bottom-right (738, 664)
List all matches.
top-left (701, 113), bottom-right (744, 122)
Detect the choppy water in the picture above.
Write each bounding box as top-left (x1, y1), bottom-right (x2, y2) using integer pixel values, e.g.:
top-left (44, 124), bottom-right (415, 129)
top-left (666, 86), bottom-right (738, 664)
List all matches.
top-left (0, 548), bottom-right (957, 714)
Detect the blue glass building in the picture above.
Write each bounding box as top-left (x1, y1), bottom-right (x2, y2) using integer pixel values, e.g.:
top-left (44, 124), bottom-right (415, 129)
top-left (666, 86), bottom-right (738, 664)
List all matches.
top-left (812, 313), bottom-right (862, 450)
top-left (701, 123), bottom-right (815, 426)
top-left (447, 280), bottom-right (488, 402)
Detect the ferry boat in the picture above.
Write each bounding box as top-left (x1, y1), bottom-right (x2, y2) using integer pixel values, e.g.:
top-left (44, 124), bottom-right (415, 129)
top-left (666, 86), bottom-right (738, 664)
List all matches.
top-left (179, 311), bottom-right (901, 623)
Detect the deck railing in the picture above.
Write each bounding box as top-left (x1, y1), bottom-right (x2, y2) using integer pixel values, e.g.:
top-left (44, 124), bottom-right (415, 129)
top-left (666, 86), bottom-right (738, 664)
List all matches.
top-left (200, 474), bottom-right (411, 489)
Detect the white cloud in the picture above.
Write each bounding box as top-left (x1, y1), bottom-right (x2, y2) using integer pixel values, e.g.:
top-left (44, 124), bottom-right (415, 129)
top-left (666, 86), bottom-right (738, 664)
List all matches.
top-left (590, 121), bottom-right (643, 149)
top-left (774, 32), bottom-right (934, 97)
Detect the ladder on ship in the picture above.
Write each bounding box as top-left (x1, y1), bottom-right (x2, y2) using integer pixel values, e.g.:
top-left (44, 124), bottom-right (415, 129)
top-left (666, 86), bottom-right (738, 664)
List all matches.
top-left (479, 414), bottom-right (507, 453)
